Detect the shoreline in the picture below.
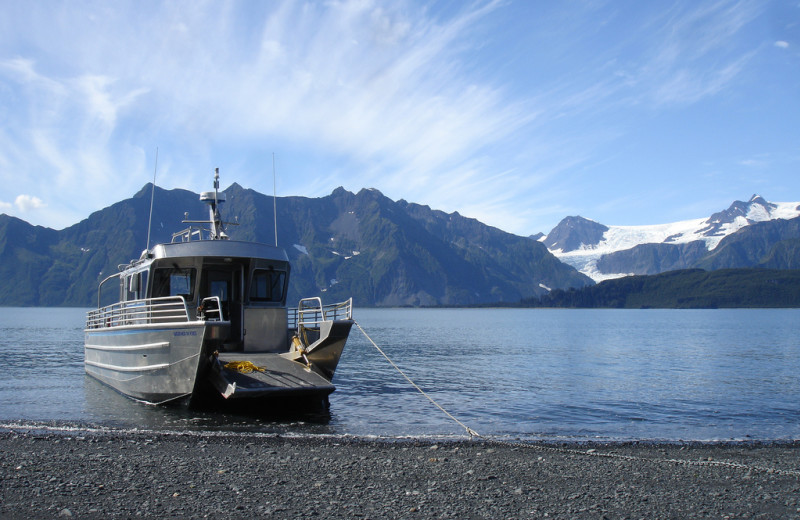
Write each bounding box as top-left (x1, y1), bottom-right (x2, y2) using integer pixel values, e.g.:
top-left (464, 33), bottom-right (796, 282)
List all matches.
top-left (5, 418), bottom-right (798, 445)
top-left (2, 426), bottom-right (799, 518)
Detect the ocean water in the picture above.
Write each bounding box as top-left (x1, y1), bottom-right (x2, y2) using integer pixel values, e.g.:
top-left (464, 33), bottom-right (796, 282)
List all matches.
top-left (1, 307), bottom-right (798, 441)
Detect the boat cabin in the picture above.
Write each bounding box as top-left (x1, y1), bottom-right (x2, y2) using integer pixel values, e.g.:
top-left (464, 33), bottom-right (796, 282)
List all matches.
top-left (103, 239), bottom-right (292, 353)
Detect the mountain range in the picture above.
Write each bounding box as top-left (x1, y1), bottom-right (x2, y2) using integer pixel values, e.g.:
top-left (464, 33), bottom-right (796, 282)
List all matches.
top-left (2, 186), bottom-right (798, 308)
top-left (541, 195), bottom-right (800, 282)
top-left (0, 183), bottom-right (592, 307)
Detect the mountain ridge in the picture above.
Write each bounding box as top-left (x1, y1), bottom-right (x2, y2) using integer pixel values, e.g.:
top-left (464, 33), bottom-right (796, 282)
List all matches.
top-left (3, 186), bottom-right (798, 307)
top-left (542, 195), bottom-right (800, 281)
top-left (0, 183), bottom-right (592, 307)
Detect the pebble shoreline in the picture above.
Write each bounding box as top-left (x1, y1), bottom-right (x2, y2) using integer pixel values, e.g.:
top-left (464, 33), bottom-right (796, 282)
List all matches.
top-left (1, 428), bottom-right (799, 519)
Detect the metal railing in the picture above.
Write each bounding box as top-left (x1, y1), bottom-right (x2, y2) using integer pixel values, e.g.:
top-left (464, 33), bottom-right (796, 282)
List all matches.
top-left (198, 296), bottom-right (224, 321)
top-left (86, 296), bottom-right (191, 329)
top-left (172, 226), bottom-right (207, 243)
top-left (287, 297), bottom-right (353, 329)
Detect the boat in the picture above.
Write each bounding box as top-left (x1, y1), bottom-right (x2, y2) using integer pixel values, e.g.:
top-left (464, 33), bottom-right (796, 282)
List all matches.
top-left (84, 168), bottom-right (354, 407)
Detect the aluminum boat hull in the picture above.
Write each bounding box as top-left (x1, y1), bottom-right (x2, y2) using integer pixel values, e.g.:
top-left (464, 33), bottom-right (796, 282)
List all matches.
top-left (84, 321), bottom-right (228, 404)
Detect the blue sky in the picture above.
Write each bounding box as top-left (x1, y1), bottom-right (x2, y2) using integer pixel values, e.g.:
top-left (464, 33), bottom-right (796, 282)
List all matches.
top-left (1, 0), bottom-right (798, 236)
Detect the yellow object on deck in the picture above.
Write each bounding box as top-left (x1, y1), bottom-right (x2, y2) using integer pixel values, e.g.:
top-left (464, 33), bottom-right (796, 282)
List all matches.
top-left (223, 360), bottom-right (265, 373)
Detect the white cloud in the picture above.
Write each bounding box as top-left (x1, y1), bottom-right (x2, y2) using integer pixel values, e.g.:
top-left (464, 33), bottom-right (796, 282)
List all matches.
top-left (14, 194), bottom-right (45, 212)
top-left (73, 75), bottom-right (149, 129)
top-left (101, 0), bottom-right (542, 223)
top-left (3, 1), bottom-right (531, 213)
top-left (0, 57), bottom-right (64, 92)
top-left (775, 41), bottom-right (789, 49)
top-left (215, 1), bottom-right (522, 167)
top-left (0, 0), bottom-right (795, 236)
top-left (0, 54), bottom-right (151, 220)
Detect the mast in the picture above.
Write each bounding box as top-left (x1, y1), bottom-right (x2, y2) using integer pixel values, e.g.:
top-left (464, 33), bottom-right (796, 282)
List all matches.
top-left (175, 167), bottom-right (238, 242)
top-left (200, 167), bottom-right (228, 240)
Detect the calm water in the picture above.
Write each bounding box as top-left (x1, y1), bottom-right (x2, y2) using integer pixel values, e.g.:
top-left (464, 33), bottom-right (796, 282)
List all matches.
top-left (0, 307), bottom-right (798, 441)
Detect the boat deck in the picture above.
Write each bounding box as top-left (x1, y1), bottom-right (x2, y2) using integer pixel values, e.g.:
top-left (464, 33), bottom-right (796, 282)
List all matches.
top-left (214, 352), bottom-right (335, 399)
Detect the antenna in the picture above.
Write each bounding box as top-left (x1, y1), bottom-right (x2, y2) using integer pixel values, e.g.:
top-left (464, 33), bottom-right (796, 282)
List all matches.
top-left (146, 147), bottom-right (159, 252)
top-left (195, 168), bottom-right (233, 241)
top-left (272, 152), bottom-right (278, 247)
top-left (210, 167), bottom-right (225, 239)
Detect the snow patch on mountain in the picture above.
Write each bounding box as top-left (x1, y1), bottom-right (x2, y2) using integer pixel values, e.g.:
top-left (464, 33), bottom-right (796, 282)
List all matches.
top-left (543, 196), bottom-right (800, 282)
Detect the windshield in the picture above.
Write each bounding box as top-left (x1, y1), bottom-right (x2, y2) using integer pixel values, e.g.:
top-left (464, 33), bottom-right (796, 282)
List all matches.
top-left (249, 269), bottom-right (286, 303)
top-left (152, 267), bottom-right (197, 300)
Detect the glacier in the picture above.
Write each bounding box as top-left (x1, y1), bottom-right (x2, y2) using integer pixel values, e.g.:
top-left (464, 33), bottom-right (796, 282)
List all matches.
top-left (542, 197), bottom-right (800, 282)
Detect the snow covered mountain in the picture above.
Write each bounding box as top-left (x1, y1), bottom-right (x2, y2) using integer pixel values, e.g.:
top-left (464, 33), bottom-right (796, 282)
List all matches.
top-left (541, 195), bottom-right (800, 282)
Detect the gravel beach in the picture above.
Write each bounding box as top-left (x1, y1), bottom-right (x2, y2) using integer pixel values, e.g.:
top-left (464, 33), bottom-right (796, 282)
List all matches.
top-left (1, 427), bottom-right (799, 519)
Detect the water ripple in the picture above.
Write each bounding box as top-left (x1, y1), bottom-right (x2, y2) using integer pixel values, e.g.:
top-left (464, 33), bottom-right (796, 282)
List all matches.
top-left (0, 307), bottom-right (798, 441)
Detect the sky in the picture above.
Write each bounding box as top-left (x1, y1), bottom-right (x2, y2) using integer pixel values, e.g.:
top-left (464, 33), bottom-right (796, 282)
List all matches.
top-left (1, 0), bottom-right (798, 236)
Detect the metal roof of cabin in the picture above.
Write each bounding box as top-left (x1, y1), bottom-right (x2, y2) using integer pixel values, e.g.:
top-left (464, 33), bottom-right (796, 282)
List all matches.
top-left (151, 240), bottom-right (289, 263)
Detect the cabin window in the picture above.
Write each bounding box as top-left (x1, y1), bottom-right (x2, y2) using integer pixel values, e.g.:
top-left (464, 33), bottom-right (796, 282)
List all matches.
top-left (152, 268), bottom-right (196, 300)
top-left (124, 271), bottom-right (148, 301)
top-left (210, 279), bottom-right (228, 301)
top-left (250, 269), bottom-right (286, 303)
top-left (140, 271), bottom-right (149, 298)
top-left (126, 273), bottom-right (140, 301)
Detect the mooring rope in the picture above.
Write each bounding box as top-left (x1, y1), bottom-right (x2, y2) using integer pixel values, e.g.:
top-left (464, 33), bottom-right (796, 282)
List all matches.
top-left (508, 441), bottom-right (800, 477)
top-left (223, 361), bottom-right (265, 373)
top-left (355, 321), bottom-right (480, 438)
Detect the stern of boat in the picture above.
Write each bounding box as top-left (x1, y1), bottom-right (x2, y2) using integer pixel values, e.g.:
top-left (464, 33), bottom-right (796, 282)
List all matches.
top-left (199, 298), bottom-right (354, 403)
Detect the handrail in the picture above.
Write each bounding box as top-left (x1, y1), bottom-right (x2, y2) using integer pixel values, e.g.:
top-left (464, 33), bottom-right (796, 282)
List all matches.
top-left (85, 296), bottom-right (192, 329)
top-left (298, 297), bottom-right (324, 326)
top-left (171, 226), bottom-right (207, 243)
top-left (287, 297), bottom-right (353, 329)
top-left (96, 272), bottom-right (122, 308)
top-left (198, 296), bottom-right (224, 321)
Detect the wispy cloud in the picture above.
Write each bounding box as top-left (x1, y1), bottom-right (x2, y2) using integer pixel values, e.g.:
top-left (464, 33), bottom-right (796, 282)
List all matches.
top-left (0, 0), bottom-right (793, 235)
top-left (2, 0), bottom-right (537, 226)
top-left (633, 0), bottom-right (761, 106)
top-left (739, 155), bottom-right (770, 168)
top-left (0, 54), bottom-right (150, 224)
top-left (175, 0), bottom-right (529, 176)
top-left (650, 52), bottom-right (752, 105)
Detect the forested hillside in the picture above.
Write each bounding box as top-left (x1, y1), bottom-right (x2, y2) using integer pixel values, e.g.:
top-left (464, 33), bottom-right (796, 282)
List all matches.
top-left (517, 269), bottom-right (800, 308)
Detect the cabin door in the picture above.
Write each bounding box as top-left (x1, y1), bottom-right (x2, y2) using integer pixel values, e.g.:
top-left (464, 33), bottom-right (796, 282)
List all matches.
top-left (204, 268), bottom-right (243, 348)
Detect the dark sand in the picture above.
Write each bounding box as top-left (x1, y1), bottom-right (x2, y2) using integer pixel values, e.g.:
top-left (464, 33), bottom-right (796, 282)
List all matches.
top-left (1, 427), bottom-right (798, 519)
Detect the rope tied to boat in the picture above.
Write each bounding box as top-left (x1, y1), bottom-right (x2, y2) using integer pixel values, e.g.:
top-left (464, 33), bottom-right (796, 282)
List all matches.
top-left (355, 321), bottom-right (480, 439)
top-left (223, 361), bottom-right (265, 374)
